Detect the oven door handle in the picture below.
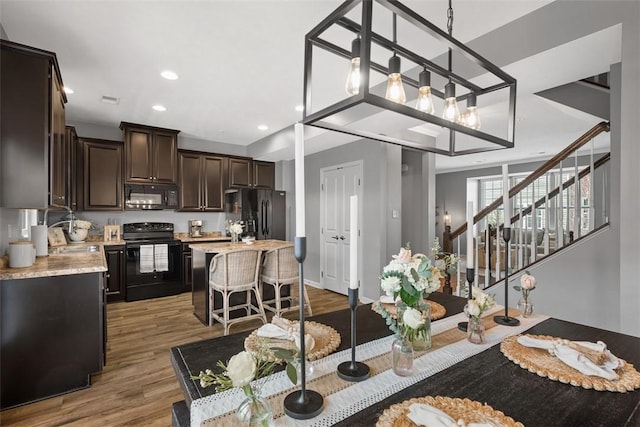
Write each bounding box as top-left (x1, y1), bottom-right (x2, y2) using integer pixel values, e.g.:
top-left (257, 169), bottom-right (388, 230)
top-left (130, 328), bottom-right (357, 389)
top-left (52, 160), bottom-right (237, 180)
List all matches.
top-left (125, 241), bottom-right (181, 249)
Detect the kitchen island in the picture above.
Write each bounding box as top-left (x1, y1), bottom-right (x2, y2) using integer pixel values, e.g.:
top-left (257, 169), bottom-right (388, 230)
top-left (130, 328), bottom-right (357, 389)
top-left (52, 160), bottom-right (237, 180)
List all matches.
top-left (0, 243), bottom-right (108, 409)
top-left (190, 239), bottom-right (291, 325)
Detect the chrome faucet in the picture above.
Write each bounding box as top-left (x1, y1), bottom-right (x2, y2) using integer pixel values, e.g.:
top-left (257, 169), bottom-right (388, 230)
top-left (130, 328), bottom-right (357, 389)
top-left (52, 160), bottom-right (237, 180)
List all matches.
top-left (44, 206), bottom-right (75, 230)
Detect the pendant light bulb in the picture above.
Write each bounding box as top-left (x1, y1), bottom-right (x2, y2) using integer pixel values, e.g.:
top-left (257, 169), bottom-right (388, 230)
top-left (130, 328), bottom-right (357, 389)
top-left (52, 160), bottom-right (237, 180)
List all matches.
top-left (463, 93), bottom-right (481, 130)
top-left (385, 55), bottom-right (406, 104)
top-left (442, 82), bottom-right (460, 122)
top-left (345, 38), bottom-right (361, 96)
top-left (415, 69), bottom-right (434, 114)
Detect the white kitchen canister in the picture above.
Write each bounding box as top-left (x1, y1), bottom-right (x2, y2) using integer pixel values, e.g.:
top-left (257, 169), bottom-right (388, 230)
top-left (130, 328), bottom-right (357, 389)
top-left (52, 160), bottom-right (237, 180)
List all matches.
top-left (9, 241), bottom-right (35, 268)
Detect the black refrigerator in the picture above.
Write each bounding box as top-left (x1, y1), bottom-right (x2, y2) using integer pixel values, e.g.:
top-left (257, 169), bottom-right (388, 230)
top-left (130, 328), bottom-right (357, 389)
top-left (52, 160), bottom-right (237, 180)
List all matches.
top-left (225, 189), bottom-right (286, 240)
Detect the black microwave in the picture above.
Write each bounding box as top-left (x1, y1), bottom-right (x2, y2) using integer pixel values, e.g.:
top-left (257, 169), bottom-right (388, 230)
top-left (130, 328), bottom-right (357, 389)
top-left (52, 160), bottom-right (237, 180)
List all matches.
top-left (124, 184), bottom-right (179, 210)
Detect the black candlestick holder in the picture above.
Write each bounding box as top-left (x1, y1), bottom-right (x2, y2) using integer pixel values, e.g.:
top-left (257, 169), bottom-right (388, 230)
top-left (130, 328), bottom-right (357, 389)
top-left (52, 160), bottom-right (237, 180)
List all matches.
top-left (283, 237), bottom-right (324, 420)
top-left (337, 287), bottom-right (371, 382)
top-left (457, 267), bottom-right (475, 332)
top-left (494, 228), bottom-right (520, 327)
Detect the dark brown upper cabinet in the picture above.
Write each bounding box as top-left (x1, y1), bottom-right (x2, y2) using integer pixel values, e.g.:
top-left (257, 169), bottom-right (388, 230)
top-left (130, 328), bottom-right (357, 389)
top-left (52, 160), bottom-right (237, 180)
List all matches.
top-left (80, 138), bottom-right (123, 211)
top-left (178, 151), bottom-right (224, 212)
top-left (65, 126), bottom-right (79, 211)
top-left (1, 40), bottom-right (67, 208)
top-left (252, 160), bottom-right (275, 189)
top-left (226, 157), bottom-right (252, 188)
top-left (120, 122), bottom-right (179, 185)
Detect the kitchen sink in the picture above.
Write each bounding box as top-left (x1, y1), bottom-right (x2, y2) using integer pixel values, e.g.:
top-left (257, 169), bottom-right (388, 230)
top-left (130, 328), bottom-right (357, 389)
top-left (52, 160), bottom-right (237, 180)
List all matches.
top-left (49, 245), bottom-right (100, 255)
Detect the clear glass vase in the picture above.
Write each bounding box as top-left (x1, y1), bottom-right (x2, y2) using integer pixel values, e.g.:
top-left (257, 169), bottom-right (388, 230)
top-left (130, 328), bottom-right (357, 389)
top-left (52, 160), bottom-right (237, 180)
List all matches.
top-left (396, 298), bottom-right (432, 351)
top-left (231, 232), bottom-right (239, 244)
top-left (391, 336), bottom-right (414, 376)
top-left (467, 316), bottom-right (486, 344)
top-left (517, 296), bottom-right (534, 318)
top-left (236, 390), bottom-right (273, 427)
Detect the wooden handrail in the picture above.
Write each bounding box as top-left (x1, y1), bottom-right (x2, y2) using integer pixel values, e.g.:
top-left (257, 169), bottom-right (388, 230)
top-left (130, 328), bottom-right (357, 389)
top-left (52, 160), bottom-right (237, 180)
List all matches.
top-left (450, 121), bottom-right (610, 240)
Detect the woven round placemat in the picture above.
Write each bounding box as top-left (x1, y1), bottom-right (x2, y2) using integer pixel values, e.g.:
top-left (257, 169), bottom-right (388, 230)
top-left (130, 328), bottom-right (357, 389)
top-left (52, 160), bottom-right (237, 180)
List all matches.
top-left (371, 300), bottom-right (446, 320)
top-left (376, 396), bottom-right (524, 427)
top-left (244, 320), bottom-right (341, 362)
top-left (501, 334), bottom-right (640, 393)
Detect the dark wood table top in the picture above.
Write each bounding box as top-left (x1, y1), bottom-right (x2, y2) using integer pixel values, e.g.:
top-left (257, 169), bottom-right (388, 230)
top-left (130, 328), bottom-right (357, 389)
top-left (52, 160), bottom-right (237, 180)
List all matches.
top-left (170, 293), bottom-right (640, 426)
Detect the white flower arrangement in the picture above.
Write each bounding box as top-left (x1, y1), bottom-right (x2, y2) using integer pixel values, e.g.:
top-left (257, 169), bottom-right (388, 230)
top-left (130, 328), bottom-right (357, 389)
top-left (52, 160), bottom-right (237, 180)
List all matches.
top-left (431, 237), bottom-right (458, 275)
top-left (380, 245), bottom-right (442, 304)
top-left (465, 286), bottom-right (496, 318)
top-left (226, 220), bottom-right (244, 235)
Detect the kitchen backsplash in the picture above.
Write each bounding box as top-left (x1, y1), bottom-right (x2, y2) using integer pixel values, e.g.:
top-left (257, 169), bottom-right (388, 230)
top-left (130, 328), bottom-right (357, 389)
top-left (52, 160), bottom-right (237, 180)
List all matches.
top-left (0, 207), bottom-right (227, 255)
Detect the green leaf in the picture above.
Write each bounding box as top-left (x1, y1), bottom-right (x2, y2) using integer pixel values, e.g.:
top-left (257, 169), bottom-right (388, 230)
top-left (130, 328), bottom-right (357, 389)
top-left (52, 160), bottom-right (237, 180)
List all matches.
top-left (286, 362), bottom-right (297, 385)
top-left (410, 268), bottom-right (420, 283)
top-left (272, 348), bottom-right (295, 361)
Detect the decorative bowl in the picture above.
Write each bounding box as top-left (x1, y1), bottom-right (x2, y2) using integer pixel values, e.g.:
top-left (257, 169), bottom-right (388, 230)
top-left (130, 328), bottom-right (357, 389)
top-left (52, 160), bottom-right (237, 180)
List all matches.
top-left (67, 228), bottom-right (88, 242)
top-left (242, 236), bottom-right (256, 245)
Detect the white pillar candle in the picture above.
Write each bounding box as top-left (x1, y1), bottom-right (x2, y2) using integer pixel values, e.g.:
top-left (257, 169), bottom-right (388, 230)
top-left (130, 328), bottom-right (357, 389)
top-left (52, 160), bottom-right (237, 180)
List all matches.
top-left (502, 164), bottom-right (511, 228)
top-left (295, 123), bottom-right (305, 237)
top-left (466, 201), bottom-right (474, 269)
top-left (350, 195), bottom-right (358, 289)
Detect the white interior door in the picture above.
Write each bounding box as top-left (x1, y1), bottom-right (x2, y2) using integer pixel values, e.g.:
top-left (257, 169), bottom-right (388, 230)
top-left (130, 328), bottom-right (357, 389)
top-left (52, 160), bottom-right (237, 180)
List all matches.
top-left (321, 162), bottom-right (361, 295)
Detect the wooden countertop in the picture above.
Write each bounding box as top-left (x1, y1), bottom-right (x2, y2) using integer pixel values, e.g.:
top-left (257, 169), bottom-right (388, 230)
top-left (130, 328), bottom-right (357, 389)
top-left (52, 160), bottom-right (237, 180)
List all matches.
top-left (0, 243), bottom-right (108, 280)
top-left (189, 239), bottom-right (290, 253)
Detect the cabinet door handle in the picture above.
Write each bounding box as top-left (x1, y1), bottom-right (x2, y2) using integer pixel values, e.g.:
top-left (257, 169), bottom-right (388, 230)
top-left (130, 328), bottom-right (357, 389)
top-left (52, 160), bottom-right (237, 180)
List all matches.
top-left (339, 235), bottom-right (345, 240)
top-left (331, 236), bottom-right (339, 240)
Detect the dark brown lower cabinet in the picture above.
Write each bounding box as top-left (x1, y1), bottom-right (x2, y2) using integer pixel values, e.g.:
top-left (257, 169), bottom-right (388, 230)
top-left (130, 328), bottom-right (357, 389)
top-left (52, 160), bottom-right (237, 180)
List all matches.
top-left (80, 138), bottom-right (123, 211)
top-left (182, 243), bottom-right (193, 293)
top-left (0, 273), bottom-right (105, 409)
top-left (105, 245), bottom-right (126, 302)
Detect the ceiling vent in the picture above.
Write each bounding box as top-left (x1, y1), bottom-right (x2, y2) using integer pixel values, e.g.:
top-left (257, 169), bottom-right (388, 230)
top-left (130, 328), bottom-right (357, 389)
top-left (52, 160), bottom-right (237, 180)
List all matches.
top-left (101, 95), bottom-right (120, 105)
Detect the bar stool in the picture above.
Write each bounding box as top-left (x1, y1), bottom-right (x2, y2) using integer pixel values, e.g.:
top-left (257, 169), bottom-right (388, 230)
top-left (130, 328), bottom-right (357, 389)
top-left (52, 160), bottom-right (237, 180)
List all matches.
top-left (260, 244), bottom-right (312, 317)
top-left (209, 248), bottom-right (267, 335)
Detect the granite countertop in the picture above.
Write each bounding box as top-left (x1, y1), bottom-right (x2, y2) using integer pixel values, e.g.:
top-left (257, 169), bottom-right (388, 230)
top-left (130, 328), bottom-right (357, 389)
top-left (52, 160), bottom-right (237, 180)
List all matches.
top-left (189, 239), bottom-right (290, 253)
top-left (174, 232), bottom-right (231, 243)
top-left (0, 242), bottom-right (107, 280)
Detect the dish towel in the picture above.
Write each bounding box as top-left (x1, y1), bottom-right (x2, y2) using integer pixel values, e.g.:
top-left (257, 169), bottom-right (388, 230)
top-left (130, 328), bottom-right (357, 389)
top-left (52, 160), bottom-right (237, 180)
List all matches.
top-left (257, 316), bottom-right (315, 352)
top-left (154, 244), bottom-right (169, 272)
top-left (407, 403), bottom-right (492, 427)
top-left (139, 245), bottom-right (155, 273)
top-left (517, 335), bottom-right (624, 380)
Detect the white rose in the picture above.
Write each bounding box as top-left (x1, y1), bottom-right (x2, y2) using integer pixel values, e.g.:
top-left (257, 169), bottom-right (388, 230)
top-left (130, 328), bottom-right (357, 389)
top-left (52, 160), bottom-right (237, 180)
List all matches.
top-left (520, 273), bottom-right (536, 290)
top-left (381, 276), bottom-right (401, 295)
top-left (225, 351), bottom-right (256, 387)
top-left (466, 300), bottom-right (481, 317)
top-left (403, 307), bottom-right (425, 329)
top-left (383, 260), bottom-right (404, 274)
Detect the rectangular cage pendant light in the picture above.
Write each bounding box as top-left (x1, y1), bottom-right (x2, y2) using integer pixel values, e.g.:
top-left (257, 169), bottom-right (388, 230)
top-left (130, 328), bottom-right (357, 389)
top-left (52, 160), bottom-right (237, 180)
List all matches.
top-left (302, 0), bottom-right (517, 156)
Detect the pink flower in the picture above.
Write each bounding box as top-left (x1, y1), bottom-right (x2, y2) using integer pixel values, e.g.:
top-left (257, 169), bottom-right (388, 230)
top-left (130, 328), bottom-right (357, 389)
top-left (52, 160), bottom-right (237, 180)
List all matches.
top-left (520, 272), bottom-right (536, 290)
top-left (393, 247), bottom-right (412, 264)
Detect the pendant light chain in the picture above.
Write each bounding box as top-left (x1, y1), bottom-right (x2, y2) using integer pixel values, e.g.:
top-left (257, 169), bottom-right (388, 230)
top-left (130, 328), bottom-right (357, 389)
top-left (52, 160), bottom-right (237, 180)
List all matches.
top-left (447, 0), bottom-right (453, 75)
top-left (392, 13), bottom-right (397, 51)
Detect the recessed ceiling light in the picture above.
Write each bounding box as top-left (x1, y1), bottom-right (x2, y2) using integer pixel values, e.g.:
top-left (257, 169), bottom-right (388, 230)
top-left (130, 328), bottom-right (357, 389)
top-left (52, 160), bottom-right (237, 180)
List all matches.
top-left (295, 105), bottom-right (304, 112)
top-left (257, 124), bottom-right (268, 131)
top-left (63, 87), bottom-right (74, 94)
top-left (152, 104), bottom-right (167, 112)
top-left (160, 70), bottom-right (179, 80)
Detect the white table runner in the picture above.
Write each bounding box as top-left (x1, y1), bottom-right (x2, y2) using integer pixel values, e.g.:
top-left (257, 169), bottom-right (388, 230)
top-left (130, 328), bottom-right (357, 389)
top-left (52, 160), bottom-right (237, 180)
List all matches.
top-left (191, 306), bottom-right (548, 427)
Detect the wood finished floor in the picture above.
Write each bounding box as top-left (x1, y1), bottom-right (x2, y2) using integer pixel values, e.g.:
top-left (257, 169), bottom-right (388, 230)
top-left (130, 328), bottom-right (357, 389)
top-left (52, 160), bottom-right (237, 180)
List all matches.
top-left (0, 286), bottom-right (348, 426)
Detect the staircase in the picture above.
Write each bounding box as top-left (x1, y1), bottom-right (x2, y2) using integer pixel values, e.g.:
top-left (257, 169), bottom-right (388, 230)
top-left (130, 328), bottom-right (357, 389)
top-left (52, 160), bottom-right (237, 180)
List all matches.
top-left (443, 121), bottom-right (611, 294)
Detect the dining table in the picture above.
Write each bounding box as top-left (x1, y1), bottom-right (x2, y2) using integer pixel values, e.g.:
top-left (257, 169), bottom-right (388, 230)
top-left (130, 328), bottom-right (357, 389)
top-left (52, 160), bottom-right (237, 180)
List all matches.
top-left (170, 292), bottom-right (640, 427)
